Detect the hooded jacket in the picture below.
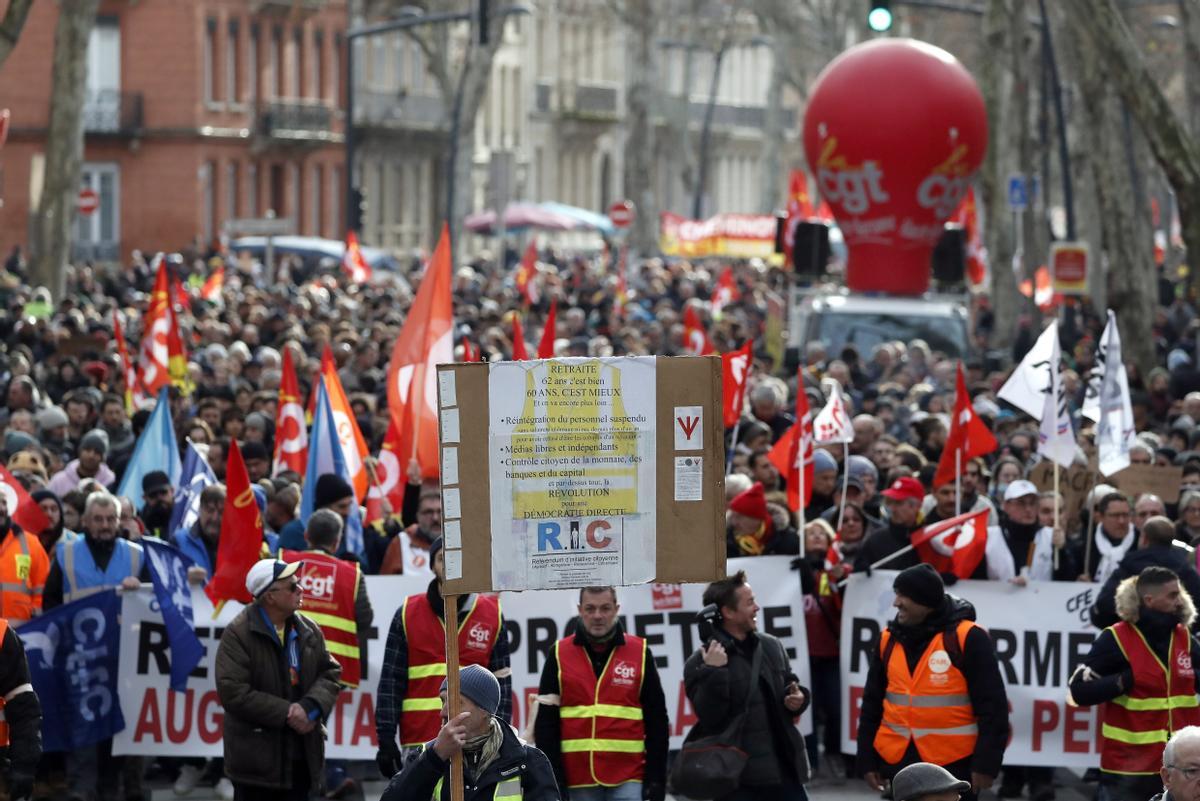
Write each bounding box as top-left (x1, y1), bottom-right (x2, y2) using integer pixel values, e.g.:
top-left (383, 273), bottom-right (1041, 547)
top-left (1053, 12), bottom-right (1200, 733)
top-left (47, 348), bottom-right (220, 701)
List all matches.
top-left (856, 596), bottom-right (1010, 781)
top-left (1089, 543), bottom-right (1200, 631)
top-left (1070, 576), bottom-right (1200, 709)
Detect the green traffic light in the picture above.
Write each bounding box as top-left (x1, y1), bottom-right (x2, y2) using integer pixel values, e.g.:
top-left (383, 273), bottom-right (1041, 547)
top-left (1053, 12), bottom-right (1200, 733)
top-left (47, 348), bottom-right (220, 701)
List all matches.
top-left (868, 7), bottom-right (893, 32)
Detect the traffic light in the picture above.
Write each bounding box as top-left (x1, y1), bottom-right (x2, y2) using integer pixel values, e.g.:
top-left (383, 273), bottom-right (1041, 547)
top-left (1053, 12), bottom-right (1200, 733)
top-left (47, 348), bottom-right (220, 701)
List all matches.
top-left (868, 0), bottom-right (893, 32)
top-left (349, 187), bottom-right (366, 233)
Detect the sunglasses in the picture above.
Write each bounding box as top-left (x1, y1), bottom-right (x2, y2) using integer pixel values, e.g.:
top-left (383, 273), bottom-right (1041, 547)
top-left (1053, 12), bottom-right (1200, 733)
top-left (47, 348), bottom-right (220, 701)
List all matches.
top-left (269, 581), bottom-right (301, 594)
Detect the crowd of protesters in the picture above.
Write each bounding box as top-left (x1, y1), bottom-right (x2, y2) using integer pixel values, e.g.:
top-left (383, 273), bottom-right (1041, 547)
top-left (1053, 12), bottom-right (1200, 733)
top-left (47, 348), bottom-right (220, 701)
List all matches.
top-left (0, 239), bottom-right (1200, 800)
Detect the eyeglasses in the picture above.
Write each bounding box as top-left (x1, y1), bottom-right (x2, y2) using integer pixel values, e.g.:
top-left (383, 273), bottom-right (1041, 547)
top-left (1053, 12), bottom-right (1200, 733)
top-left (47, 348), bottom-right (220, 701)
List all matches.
top-left (1168, 764), bottom-right (1200, 781)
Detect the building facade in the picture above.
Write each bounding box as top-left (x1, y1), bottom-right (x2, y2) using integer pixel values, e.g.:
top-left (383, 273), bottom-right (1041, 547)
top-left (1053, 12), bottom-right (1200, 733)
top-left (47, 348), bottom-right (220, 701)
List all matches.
top-left (0, 0), bottom-right (347, 262)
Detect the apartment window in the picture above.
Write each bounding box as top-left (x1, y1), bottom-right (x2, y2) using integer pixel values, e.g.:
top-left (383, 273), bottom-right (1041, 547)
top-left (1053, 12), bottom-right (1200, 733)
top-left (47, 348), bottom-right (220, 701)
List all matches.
top-left (393, 34), bottom-right (405, 89)
top-left (204, 18), bottom-right (218, 104)
top-left (313, 30), bottom-right (325, 101)
top-left (202, 161), bottom-right (216, 243)
top-left (333, 34), bottom-right (343, 109)
top-left (248, 23), bottom-right (259, 102)
top-left (392, 163), bottom-right (404, 227)
top-left (226, 20), bottom-right (241, 104)
top-left (330, 166), bottom-right (342, 237)
top-left (292, 28), bottom-right (303, 98)
top-left (225, 162), bottom-right (239, 221)
top-left (289, 163), bottom-right (300, 222)
top-left (247, 163), bottom-right (258, 216)
top-left (310, 164), bottom-right (323, 234)
top-left (271, 26), bottom-right (283, 99)
top-left (371, 37), bottom-right (386, 90)
top-left (375, 162), bottom-right (385, 232)
top-left (411, 42), bottom-right (423, 93)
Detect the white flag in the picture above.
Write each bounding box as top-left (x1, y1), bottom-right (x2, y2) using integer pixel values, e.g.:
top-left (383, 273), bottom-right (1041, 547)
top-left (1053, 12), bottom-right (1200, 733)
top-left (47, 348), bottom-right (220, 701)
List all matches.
top-left (1036, 322), bottom-right (1076, 468)
top-left (999, 323), bottom-right (1060, 418)
top-left (1090, 311), bottom-right (1135, 476)
top-left (813, 384), bottom-right (853, 444)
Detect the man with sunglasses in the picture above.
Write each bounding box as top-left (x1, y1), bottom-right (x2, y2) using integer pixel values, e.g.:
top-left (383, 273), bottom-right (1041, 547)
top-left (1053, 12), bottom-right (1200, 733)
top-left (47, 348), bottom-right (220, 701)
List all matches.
top-left (215, 559), bottom-right (343, 801)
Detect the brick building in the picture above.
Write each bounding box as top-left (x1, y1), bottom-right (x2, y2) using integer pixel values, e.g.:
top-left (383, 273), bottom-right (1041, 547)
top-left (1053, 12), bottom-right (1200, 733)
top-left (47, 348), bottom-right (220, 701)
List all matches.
top-left (0, 0), bottom-right (347, 262)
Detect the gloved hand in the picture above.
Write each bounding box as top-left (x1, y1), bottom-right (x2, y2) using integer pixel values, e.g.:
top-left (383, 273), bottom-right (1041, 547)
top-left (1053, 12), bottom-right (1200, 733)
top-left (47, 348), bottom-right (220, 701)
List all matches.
top-left (643, 781), bottom-right (666, 801)
top-left (8, 770), bottom-right (34, 801)
top-left (939, 571), bottom-right (959, 586)
top-left (376, 746), bottom-right (400, 779)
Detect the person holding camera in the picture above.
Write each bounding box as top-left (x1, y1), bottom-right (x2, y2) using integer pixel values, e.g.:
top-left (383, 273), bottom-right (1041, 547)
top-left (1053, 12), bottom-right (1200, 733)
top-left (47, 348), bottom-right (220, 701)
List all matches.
top-left (534, 586), bottom-right (669, 801)
top-left (682, 570), bottom-right (811, 800)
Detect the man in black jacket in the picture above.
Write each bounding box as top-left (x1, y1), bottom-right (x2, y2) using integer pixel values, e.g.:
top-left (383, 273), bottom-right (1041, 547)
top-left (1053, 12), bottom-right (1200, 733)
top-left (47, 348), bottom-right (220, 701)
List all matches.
top-left (854, 477), bottom-right (927, 573)
top-left (858, 564), bottom-right (1009, 801)
top-left (1, 618), bottom-right (41, 800)
top-left (1089, 516), bottom-right (1200, 631)
top-left (383, 665), bottom-right (559, 801)
top-left (683, 570), bottom-right (811, 800)
top-left (535, 586), bottom-right (668, 801)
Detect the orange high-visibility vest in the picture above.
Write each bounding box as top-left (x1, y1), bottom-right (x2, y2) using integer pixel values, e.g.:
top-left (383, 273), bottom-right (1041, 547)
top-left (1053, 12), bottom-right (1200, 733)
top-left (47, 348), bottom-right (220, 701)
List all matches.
top-left (1101, 621), bottom-right (1200, 775)
top-left (558, 635), bottom-right (647, 788)
top-left (280, 549), bottom-right (362, 687)
top-left (874, 620), bottom-right (980, 766)
top-left (399, 593), bottom-right (501, 747)
top-left (0, 529), bottom-right (48, 623)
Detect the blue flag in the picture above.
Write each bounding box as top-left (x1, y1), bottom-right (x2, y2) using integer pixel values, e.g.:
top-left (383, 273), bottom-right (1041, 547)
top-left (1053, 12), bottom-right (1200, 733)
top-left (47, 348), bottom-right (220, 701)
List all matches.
top-left (169, 442), bottom-right (217, 536)
top-left (17, 591), bottom-right (125, 752)
top-left (117, 388), bottom-right (182, 505)
top-left (301, 379), bottom-right (365, 557)
top-left (142, 539), bottom-right (206, 692)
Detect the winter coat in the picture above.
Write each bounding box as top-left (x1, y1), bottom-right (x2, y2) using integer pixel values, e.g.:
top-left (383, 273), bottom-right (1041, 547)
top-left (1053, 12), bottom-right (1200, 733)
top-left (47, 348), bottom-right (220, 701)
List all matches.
top-left (381, 722), bottom-right (561, 801)
top-left (856, 596), bottom-right (1010, 780)
top-left (1071, 575), bottom-right (1200, 709)
top-left (215, 604), bottom-right (343, 791)
top-left (683, 629), bottom-right (811, 788)
top-left (1089, 543), bottom-right (1200, 631)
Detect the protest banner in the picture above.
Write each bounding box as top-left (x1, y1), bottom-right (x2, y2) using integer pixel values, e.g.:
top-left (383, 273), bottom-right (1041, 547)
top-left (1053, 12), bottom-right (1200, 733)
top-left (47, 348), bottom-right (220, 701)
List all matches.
top-left (840, 570), bottom-right (1102, 767)
top-left (1110, 463), bottom-right (1184, 504)
top-left (111, 556), bottom-right (810, 757)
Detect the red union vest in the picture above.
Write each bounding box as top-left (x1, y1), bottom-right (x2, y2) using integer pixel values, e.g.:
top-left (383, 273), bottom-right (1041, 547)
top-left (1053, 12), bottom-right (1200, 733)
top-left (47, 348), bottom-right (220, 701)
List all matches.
top-left (874, 620), bottom-right (979, 766)
top-left (557, 634), bottom-right (647, 788)
top-left (1101, 620), bottom-right (1200, 775)
top-left (400, 592), bottom-right (501, 747)
top-left (280, 549), bottom-right (362, 687)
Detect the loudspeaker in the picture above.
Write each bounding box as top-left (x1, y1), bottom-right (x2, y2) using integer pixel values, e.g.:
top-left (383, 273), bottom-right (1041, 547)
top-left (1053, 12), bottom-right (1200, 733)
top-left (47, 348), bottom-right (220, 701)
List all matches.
top-left (791, 221), bottom-right (831, 275)
top-left (932, 225), bottom-right (966, 283)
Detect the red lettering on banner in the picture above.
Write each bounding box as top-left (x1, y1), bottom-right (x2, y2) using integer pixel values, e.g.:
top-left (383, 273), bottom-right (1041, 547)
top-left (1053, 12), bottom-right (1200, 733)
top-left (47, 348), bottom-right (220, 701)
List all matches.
top-left (673, 682), bottom-right (696, 737)
top-left (353, 693), bottom-right (376, 746)
top-left (848, 686), bottom-right (864, 740)
top-left (333, 692), bottom-right (353, 743)
top-left (198, 692), bottom-right (223, 744)
top-left (135, 688), bottom-right (162, 741)
top-left (1064, 705), bottom-right (1092, 754)
top-left (167, 689), bottom-right (193, 743)
top-left (1031, 700), bottom-right (1058, 752)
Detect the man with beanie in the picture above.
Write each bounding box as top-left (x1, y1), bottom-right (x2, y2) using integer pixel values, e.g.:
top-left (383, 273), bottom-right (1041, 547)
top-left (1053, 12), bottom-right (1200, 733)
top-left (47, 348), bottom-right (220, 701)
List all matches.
top-left (242, 440), bottom-right (271, 483)
top-left (47, 429), bottom-right (114, 496)
top-left (858, 564), bottom-right (1009, 801)
top-left (139, 470), bottom-right (175, 540)
top-left (35, 405), bottom-right (72, 459)
top-left (535, 586), bottom-right (669, 801)
top-left (382, 665), bottom-right (560, 801)
top-left (215, 559), bottom-right (343, 800)
top-left (31, 487), bottom-right (78, 555)
top-left (684, 570), bottom-right (811, 800)
top-left (376, 538), bottom-right (512, 779)
top-left (277, 474), bottom-right (376, 562)
top-left (806, 449), bottom-right (839, 519)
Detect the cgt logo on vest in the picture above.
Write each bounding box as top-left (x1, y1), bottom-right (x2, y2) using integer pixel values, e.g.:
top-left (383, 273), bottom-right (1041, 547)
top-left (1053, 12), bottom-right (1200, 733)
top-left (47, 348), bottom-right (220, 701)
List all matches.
top-left (536, 519), bottom-right (620, 553)
top-left (927, 649), bottom-right (952, 685)
top-left (466, 621), bottom-right (493, 652)
top-left (611, 660), bottom-right (637, 687)
top-left (297, 564), bottom-right (336, 602)
top-left (1180, 651), bottom-right (1195, 677)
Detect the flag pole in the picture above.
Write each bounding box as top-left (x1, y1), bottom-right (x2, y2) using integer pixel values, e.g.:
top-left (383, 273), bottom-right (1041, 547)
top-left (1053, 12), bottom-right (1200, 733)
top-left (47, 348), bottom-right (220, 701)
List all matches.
top-left (1053, 461), bottom-right (1061, 571)
top-left (837, 442), bottom-right (850, 532)
top-left (726, 420), bottom-right (740, 473)
top-left (837, 544), bottom-right (916, 588)
top-left (444, 590), bottom-right (464, 801)
top-left (1083, 467), bottom-right (1098, 580)
top-left (798, 456), bottom-right (807, 559)
top-left (955, 449), bottom-right (962, 517)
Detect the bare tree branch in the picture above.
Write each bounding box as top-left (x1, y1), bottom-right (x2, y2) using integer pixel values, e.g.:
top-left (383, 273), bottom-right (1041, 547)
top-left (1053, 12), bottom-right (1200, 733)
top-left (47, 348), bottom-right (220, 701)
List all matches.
top-left (0, 0), bottom-right (35, 71)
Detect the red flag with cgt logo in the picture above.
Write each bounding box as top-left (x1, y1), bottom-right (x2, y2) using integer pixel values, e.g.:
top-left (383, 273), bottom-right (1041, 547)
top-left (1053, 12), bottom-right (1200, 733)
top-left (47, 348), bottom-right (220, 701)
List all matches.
top-left (911, 508), bottom-right (990, 579)
top-left (0, 464), bottom-right (50, 537)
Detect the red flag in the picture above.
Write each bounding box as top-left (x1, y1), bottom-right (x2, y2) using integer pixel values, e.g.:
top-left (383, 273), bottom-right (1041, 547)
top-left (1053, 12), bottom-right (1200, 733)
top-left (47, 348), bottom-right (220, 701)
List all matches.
top-left (511, 315), bottom-right (529, 361)
top-left (461, 336), bottom-right (478, 363)
top-left (933, 363), bottom-right (998, 488)
top-left (342, 231), bottom-right (372, 283)
top-left (321, 345), bottom-right (371, 500)
top-left (200, 265), bottom-right (225, 301)
top-left (170, 273), bottom-right (191, 313)
top-left (712, 266), bottom-right (740, 316)
top-left (272, 348), bottom-right (308, 476)
top-left (721, 340), bottom-right (753, 428)
top-left (0, 464), bottom-right (50, 537)
top-left (951, 187), bottom-right (989, 287)
top-left (768, 426), bottom-right (793, 475)
top-left (386, 223), bottom-right (455, 480)
top-left (139, 261), bottom-right (189, 395)
top-left (206, 440), bottom-right (265, 606)
top-left (683, 306), bottom-right (714, 356)
top-left (113, 310), bottom-right (143, 413)
top-left (537, 303), bottom-right (558, 359)
top-left (370, 415), bottom-right (408, 525)
top-left (911, 508), bottom-right (991, 579)
top-left (515, 240), bottom-right (539, 306)
top-left (785, 372), bottom-right (814, 513)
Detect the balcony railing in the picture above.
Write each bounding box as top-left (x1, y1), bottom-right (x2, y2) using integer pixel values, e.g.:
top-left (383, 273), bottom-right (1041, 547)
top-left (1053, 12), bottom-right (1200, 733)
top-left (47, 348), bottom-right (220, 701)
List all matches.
top-left (355, 91), bottom-right (445, 130)
top-left (559, 80), bottom-right (619, 121)
top-left (250, 0), bottom-right (326, 13)
top-left (82, 90), bottom-right (143, 135)
top-left (258, 100), bottom-right (335, 141)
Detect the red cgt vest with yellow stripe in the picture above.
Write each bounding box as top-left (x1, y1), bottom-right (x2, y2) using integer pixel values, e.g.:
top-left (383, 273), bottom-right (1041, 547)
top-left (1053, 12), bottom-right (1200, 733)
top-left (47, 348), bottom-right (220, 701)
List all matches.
top-left (280, 549), bottom-right (362, 686)
top-left (400, 592), bottom-right (501, 747)
top-left (558, 634), bottom-right (647, 788)
top-left (1101, 620), bottom-right (1200, 775)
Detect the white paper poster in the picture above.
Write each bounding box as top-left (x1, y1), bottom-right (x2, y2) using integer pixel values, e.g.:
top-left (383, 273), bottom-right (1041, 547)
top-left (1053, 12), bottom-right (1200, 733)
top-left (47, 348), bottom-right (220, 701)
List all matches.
top-left (487, 357), bottom-right (657, 590)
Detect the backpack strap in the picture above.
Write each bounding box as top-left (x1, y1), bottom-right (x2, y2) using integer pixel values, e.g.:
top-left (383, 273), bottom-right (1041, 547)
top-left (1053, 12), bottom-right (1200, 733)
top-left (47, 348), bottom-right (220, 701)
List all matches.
top-left (942, 620), bottom-right (973, 671)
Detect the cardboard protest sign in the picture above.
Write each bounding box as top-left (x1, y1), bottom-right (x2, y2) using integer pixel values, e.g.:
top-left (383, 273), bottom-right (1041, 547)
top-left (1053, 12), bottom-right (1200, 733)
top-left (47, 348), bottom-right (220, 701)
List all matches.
top-left (1110, 463), bottom-right (1183, 504)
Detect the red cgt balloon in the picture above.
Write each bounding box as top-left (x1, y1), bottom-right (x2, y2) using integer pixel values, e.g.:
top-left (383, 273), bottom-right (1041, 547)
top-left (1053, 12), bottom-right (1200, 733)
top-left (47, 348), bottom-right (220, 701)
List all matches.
top-left (803, 38), bottom-right (988, 296)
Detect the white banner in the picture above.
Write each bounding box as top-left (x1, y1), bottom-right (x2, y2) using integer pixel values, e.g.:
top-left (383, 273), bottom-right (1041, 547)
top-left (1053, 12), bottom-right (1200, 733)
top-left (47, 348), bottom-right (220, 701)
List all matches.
top-left (113, 556), bottom-right (810, 757)
top-left (840, 571), bottom-right (1101, 767)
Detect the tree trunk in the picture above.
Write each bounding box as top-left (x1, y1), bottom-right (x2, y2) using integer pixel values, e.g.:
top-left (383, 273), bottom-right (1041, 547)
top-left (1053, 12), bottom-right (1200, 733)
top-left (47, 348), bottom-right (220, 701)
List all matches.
top-left (622, 0), bottom-right (659, 255)
top-left (1181, 0), bottom-right (1200, 139)
top-left (758, 33), bottom-right (786, 214)
top-left (32, 0), bottom-right (99, 300)
top-left (0, 0), bottom-right (34, 71)
top-left (1061, 0), bottom-right (1200, 300)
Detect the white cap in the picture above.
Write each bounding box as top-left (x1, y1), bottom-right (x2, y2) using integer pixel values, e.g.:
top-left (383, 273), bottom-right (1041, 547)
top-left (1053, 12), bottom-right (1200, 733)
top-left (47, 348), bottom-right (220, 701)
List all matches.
top-left (245, 559), bottom-right (301, 599)
top-left (1003, 480), bottom-right (1040, 501)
